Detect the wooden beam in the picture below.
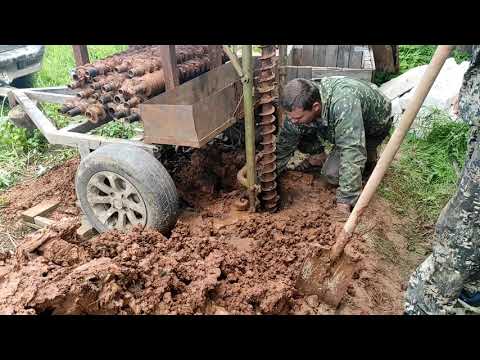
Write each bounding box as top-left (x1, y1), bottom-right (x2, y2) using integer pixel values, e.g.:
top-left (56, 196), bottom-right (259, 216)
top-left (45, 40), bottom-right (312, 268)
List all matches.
top-left (208, 45), bottom-right (223, 69)
top-left (72, 45), bottom-right (89, 66)
top-left (159, 45), bottom-right (179, 90)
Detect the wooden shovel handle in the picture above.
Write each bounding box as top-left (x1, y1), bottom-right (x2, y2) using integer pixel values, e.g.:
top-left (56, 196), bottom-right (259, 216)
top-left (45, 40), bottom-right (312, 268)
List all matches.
top-left (331, 45), bottom-right (455, 261)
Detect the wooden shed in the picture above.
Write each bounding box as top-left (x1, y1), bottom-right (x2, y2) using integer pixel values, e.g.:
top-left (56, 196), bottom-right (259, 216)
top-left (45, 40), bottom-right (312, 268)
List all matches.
top-left (284, 45), bottom-right (376, 82)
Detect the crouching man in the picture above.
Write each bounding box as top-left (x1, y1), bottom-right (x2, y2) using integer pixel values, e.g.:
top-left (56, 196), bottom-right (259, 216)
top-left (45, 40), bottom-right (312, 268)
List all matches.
top-left (277, 77), bottom-right (393, 214)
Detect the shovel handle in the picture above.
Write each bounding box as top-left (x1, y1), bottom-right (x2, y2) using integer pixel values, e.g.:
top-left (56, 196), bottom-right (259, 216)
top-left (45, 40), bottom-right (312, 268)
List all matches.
top-left (332, 45), bottom-right (455, 258)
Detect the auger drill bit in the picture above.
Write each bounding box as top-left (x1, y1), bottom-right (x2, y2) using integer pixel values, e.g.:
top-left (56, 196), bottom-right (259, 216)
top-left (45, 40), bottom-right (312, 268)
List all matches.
top-left (256, 45), bottom-right (279, 212)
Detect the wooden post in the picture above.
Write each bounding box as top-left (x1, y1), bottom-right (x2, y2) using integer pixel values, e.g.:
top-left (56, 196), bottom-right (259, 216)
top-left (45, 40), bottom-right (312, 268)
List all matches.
top-left (371, 45), bottom-right (398, 73)
top-left (72, 45), bottom-right (89, 66)
top-left (278, 45), bottom-right (288, 127)
top-left (208, 45), bottom-right (223, 69)
top-left (241, 45), bottom-right (256, 212)
top-left (159, 45), bottom-right (179, 90)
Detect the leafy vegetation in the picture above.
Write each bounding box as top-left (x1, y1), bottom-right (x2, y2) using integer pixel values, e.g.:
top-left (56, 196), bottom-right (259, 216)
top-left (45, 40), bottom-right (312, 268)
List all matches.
top-left (93, 121), bottom-right (140, 139)
top-left (373, 45), bottom-right (471, 86)
top-left (0, 46), bottom-right (127, 191)
top-left (379, 110), bottom-right (469, 223)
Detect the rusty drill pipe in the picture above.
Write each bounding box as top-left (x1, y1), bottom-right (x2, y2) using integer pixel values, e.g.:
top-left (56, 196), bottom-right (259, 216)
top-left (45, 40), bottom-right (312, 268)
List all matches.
top-left (67, 99), bottom-right (94, 116)
top-left (76, 88), bottom-right (95, 99)
top-left (68, 79), bottom-right (86, 89)
top-left (128, 59), bottom-right (162, 78)
top-left (99, 92), bottom-right (114, 104)
top-left (114, 94), bottom-right (127, 104)
top-left (106, 103), bottom-right (119, 117)
top-left (124, 108), bottom-right (141, 123)
top-left (85, 103), bottom-right (107, 123)
top-left (124, 96), bottom-right (142, 108)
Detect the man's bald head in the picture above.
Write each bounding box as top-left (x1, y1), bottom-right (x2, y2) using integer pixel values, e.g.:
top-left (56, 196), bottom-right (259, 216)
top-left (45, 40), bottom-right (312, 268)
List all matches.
top-left (280, 78), bottom-right (322, 125)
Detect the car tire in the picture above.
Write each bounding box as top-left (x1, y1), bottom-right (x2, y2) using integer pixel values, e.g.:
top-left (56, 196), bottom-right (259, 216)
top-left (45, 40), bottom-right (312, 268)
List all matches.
top-left (75, 144), bottom-right (179, 234)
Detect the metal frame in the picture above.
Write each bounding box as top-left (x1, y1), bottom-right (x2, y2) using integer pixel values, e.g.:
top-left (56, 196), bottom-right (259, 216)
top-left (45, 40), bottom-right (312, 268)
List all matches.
top-left (0, 85), bottom-right (155, 158)
top-left (0, 45), bottom-right (259, 209)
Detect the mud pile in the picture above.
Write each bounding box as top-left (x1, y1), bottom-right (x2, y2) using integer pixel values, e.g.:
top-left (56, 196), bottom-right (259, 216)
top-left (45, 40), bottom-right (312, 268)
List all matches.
top-left (0, 143), bottom-right (406, 315)
top-left (1, 158), bottom-right (80, 224)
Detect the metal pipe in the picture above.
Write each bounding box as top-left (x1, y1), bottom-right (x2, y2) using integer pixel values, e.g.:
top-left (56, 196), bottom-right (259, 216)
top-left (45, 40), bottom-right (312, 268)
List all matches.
top-left (223, 45), bottom-right (244, 79)
top-left (241, 45), bottom-right (257, 212)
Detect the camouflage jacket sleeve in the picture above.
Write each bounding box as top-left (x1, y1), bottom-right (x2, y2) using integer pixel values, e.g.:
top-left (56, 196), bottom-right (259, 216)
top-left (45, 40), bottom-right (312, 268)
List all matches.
top-left (276, 118), bottom-right (301, 174)
top-left (331, 94), bottom-right (367, 205)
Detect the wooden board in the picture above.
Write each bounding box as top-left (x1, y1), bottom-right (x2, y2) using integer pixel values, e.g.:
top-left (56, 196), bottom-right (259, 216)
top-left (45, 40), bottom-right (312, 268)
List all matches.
top-left (324, 45), bottom-right (339, 67)
top-left (159, 45), bottom-right (179, 90)
top-left (313, 46), bottom-right (327, 67)
top-left (286, 66), bottom-right (298, 82)
top-left (336, 45), bottom-right (351, 68)
top-left (297, 66), bottom-right (313, 80)
top-left (349, 47), bottom-right (363, 69)
top-left (290, 45), bottom-right (303, 66)
top-left (21, 199), bottom-right (60, 223)
top-left (302, 45), bottom-right (314, 66)
top-left (72, 46), bottom-right (89, 66)
top-left (312, 67), bottom-right (372, 82)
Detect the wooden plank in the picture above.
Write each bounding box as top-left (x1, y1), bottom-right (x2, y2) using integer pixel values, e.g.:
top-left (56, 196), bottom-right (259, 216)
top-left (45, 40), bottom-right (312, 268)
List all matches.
top-left (312, 67), bottom-right (372, 82)
top-left (290, 45), bottom-right (303, 66)
top-left (336, 45), bottom-right (351, 68)
top-left (302, 45), bottom-right (314, 66)
top-left (208, 45), bottom-right (223, 69)
top-left (349, 46), bottom-right (363, 69)
top-left (72, 46), bottom-right (89, 66)
top-left (34, 216), bottom-right (55, 228)
top-left (285, 66), bottom-right (298, 82)
top-left (297, 66), bottom-right (313, 80)
top-left (22, 199), bottom-right (60, 223)
top-left (159, 45), bottom-right (179, 90)
top-left (313, 45), bottom-right (327, 67)
top-left (324, 45), bottom-right (339, 67)
top-left (76, 220), bottom-right (98, 241)
top-left (22, 221), bottom-right (43, 230)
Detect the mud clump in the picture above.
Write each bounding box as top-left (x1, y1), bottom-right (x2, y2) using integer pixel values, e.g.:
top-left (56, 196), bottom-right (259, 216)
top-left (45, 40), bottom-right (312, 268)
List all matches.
top-left (1, 158), bottom-right (80, 224)
top-left (0, 143), bottom-right (406, 315)
top-left (0, 172), bottom-right (349, 315)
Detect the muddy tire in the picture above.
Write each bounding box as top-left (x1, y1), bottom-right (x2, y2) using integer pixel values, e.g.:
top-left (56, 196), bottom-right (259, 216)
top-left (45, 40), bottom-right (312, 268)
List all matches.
top-left (75, 144), bottom-right (179, 234)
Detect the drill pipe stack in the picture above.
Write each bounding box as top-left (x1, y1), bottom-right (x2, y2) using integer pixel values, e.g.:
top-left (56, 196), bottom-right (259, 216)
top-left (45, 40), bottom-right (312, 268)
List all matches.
top-left (255, 45), bottom-right (279, 212)
top-left (61, 45), bottom-right (228, 124)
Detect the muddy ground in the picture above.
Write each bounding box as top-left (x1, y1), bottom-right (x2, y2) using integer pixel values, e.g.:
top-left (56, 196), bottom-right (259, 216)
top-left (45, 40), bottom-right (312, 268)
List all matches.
top-left (0, 143), bottom-right (430, 314)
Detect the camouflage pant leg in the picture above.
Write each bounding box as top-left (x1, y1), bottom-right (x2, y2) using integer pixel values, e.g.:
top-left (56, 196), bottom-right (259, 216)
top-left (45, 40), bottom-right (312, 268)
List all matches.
top-left (321, 128), bottom-right (389, 187)
top-left (405, 142), bottom-right (480, 315)
top-left (365, 116), bottom-right (393, 163)
top-left (321, 147), bottom-right (341, 185)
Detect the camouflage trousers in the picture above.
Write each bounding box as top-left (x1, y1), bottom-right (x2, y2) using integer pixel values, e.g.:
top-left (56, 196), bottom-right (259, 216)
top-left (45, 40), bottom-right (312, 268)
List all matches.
top-left (299, 119), bottom-right (392, 187)
top-left (404, 127), bottom-right (480, 315)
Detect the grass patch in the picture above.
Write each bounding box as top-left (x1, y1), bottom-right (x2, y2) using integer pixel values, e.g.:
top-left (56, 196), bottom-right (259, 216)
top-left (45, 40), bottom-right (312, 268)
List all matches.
top-left (379, 110), bottom-right (469, 224)
top-left (92, 121), bottom-right (141, 139)
top-left (373, 45), bottom-right (471, 86)
top-left (0, 45), bottom-right (127, 191)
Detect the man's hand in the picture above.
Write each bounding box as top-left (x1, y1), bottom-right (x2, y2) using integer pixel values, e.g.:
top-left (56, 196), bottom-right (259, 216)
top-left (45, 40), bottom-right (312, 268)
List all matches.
top-left (308, 152), bottom-right (327, 167)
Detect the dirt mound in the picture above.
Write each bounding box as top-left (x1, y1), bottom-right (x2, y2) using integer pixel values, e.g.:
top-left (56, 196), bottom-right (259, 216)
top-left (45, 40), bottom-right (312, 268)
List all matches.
top-left (1, 158), bottom-right (80, 224)
top-left (0, 143), bottom-right (410, 315)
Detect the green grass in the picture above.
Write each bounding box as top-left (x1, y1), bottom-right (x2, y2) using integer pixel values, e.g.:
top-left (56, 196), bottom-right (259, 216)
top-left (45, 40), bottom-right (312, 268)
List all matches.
top-left (373, 45), bottom-right (472, 85)
top-left (379, 111), bottom-right (469, 224)
top-left (0, 45), bottom-right (128, 192)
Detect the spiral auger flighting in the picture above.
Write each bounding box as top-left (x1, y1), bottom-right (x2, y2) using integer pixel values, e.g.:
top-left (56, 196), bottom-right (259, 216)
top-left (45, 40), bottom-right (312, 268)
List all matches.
top-left (256, 45), bottom-right (279, 212)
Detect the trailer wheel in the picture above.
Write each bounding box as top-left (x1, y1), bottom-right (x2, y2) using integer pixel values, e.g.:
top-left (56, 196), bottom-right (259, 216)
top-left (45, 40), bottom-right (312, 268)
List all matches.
top-left (75, 144), bottom-right (179, 234)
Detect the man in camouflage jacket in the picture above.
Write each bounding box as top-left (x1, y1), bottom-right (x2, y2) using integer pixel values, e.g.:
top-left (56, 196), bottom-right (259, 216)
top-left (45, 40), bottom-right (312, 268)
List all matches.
top-left (277, 76), bottom-right (392, 214)
top-left (405, 45), bottom-right (480, 315)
